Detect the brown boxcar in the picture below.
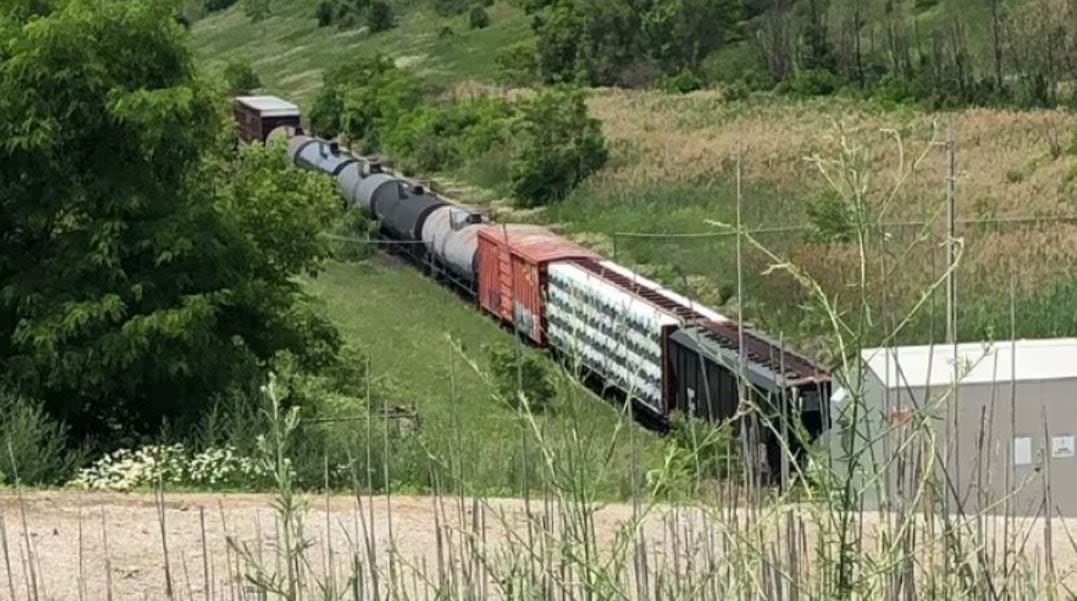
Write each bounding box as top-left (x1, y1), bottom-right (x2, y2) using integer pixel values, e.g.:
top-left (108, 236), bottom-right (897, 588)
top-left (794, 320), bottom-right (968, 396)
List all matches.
top-left (476, 225), bottom-right (599, 344)
top-left (234, 96), bottom-right (301, 143)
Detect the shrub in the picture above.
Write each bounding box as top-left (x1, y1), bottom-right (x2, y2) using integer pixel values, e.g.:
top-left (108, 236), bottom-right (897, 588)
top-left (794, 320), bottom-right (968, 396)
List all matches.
top-left (468, 5), bottom-right (490, 29)
top-left (330, 207), bottom-right (378, 261)
top-left (0, 392), bottom-right (81, 486)
top-left (203, 0), bottom-right (237, 13)
top-left (365, 0), bottom-right (394, 31)
top-left (659, 69), bottom-right (703, 94)
top-left (222, 58), bottom-right (261, 94)
top-left (383, 95), bottom-right (515, 173)
top-left (783, 68), bottom-right (844, 97)
top-left (805, 192), bottom-right (857, 243)
top-left (316, 0), bottom-right (335, 26)
top-left (308, 54), bottom-right (420, 143)
top-left (70, 444), bottom-right (272, 491)
top-left (495, 40), bottom-right (540, 86)
top-left (509, 86), bottom-right (608, 207)
top-left (486, 344), bottom-right (556, 412)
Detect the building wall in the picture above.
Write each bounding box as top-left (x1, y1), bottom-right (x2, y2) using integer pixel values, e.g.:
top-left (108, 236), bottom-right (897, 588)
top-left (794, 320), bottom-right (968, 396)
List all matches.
top-left (828, 375), bottom-right (1077, 515)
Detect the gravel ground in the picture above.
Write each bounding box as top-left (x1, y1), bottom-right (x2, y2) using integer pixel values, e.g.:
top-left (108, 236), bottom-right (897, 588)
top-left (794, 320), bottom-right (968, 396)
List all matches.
top-left (2, 491), bottom-right (1076, 600)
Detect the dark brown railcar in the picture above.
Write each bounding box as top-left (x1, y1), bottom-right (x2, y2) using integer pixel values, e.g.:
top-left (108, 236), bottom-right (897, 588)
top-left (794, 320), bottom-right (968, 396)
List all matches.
top-left (234, 96), bottom-right (301, 143)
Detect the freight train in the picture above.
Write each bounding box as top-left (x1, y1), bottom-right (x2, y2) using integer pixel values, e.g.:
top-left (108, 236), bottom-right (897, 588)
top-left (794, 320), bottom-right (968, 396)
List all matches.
top-left (237, 95), bottom-right (831, 479)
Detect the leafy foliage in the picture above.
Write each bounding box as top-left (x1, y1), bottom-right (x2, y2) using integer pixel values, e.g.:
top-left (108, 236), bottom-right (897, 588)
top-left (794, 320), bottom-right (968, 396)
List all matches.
top-left (203, 0), bottom-right (238, 13)
top-left (0, 391), bottom-right (82, 486)
top-left (495, 40), bottom-right (540, 86)
top-left (529, 0), bottom-right (742, 86)
top-left (468, 5), bottom-right (489, 29)
top-left (222, 58), bottom-right (261, 94)
top-left (509, 86), bottom-right (608, 206)
top-left (383, 95), bottom-right (515, 172)
top-left (486, 344), bottom-right (555, 412)
top-left (0, 0), bottom-right (347, 442)
top-left (366, 0), bottom-right (393, 31)
top-left (314, 0), bottom-right (394, 32)
top-left (308, 54), bottom-right (423, 147)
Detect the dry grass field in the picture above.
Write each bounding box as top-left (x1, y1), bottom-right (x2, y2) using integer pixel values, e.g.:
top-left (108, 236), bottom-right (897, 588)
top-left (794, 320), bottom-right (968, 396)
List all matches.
top-left (555, 90), bottom-right (1077, 348)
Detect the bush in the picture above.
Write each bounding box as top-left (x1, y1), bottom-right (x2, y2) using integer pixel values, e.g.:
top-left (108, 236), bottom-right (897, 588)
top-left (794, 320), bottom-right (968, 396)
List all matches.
top-left (0, 392), bottom-right (81, 486)
top-left (365, 0), bottom-right (393, 32)
top-left (468, 5), bottom-right (490, 29)
top-left (308, 54), bottom-right (421, 143)
top-left (203, 0), bottom-right (237, 13)
top-left (486, 344), bottom-right (556, 412)
top-left (805, 192), bottom-right (856, 243)
top-left (316, 0), bottom-right (335, 26)
top-left (783, 68), bottom-right (844, 97)
top-left (509, 86), bottom-right (608, 207)
top-left (383, 95), bottom-right (515, 173)
top-left (647, 412), bottom-right (740, 497)
top-left (222, 59), bottom-right (261, 94)
top-left (70, 444), bottom-right (272, 491)
top-left (659, 69), bottom-right (703, 94)
top-left (330, 207), bottom-right (378, 262)
top-left (495, 40), bottom-right (540, 86)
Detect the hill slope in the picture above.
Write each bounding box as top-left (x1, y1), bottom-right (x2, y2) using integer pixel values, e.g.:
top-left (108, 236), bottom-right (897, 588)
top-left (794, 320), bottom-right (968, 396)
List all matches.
top-left (193, 0), bottom-right (1077, 353)
top-left (193, 0), bottom-right (530, 105)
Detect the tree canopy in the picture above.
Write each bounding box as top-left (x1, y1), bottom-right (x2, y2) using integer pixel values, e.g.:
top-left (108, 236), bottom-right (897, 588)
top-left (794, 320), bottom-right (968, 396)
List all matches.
top-left (0, 0), bottom-right (343, 439)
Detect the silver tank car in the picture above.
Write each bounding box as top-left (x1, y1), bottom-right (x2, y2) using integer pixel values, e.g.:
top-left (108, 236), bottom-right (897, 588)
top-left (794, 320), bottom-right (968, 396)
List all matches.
top-left (421, 205), bottom-right (484, 285)
top-left (289, 135), bottom-right (358, 176)
top-left (337, 160), bottom-right (384, 211)
top-left (354, 172), bottom-right (402, 217)
top-left (378, 185), bottom-right (446, 241)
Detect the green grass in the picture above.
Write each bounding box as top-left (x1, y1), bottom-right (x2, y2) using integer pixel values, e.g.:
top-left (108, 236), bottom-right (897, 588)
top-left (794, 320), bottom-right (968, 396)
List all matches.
top-left (192, 0), bottom-right (532, 105)
top-left (306, 259), bottom-right (665, 498)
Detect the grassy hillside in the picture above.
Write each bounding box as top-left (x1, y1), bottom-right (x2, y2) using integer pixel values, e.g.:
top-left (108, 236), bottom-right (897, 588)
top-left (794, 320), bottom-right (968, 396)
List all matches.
top-left (193, 0), bottom-right (531, 105)
top-left (193, 0), bottom-right (1077, 356)
top-left (307, 259), bottom-right (664, 496)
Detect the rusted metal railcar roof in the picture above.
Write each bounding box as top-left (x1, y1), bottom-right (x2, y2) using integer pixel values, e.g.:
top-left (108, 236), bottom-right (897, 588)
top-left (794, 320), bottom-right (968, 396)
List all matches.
top-left (476, 225), bottom-right (599, 264)
top-left (679, 321), bottom-right (831, 387)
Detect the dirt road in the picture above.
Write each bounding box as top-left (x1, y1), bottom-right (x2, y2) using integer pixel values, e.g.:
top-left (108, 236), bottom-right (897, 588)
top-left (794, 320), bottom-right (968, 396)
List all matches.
top-left (3, 491), bottom-right (1077, 600)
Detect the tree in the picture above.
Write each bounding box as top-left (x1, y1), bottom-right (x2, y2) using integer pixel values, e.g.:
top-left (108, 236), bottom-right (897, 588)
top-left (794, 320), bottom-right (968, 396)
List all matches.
top-left (469, 5), bottom-right (490, 29)
top-left (308, 54), bottom-right (422, 148)
top-left (509, 86), bottom-right (608, 206)
top-left (223, 58), bottom-right (262, 94)
top-left (0, 0), bottom-right (344, 439)
top-left (365, 0), bottom-right (393, 32)
top-left (642, 0), bottom-right (742, 72)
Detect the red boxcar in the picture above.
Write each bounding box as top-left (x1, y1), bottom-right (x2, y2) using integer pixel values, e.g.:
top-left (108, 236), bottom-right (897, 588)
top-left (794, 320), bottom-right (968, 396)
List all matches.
top-left (476, 225), bottom-right (599, 344)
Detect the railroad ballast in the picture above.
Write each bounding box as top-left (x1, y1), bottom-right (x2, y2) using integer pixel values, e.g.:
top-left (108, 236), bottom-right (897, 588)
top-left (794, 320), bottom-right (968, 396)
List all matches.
top-left (266, 100), bottom-right (832, 479)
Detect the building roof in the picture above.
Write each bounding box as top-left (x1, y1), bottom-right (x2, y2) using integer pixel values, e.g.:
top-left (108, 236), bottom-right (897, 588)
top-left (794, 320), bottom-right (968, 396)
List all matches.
top-left (235, 95), bottom-right (300, 117)
top-left (862, 339), bottom-right (1077, 389)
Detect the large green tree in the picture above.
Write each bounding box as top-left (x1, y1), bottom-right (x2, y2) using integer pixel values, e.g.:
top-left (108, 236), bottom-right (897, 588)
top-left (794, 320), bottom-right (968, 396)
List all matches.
top-left (531, 0), bottom-right (743, 86)
top-left (0, 0), bottom-right (341, 438)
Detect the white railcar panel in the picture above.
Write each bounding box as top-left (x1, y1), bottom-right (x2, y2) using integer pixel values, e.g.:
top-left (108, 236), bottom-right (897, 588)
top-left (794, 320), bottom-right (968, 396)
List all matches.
top-left (547, 262), bottom-right (679, 411)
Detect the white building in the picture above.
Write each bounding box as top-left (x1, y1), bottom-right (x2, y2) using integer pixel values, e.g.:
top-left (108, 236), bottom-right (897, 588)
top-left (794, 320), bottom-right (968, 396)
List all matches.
top-left (827, 338), bottom-right (1077, 516)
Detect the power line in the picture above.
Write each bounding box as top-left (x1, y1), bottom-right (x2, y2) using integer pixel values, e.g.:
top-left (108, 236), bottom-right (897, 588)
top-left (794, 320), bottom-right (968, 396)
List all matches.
top-left (611, 214), bottom-right (1077, 240)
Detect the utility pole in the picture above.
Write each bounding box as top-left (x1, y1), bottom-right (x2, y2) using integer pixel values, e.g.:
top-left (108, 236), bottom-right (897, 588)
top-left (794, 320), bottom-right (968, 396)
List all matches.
top-left (945, 123), bottom-right (960, 512)
top-left (946, 125), bottom-right (958, 347)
